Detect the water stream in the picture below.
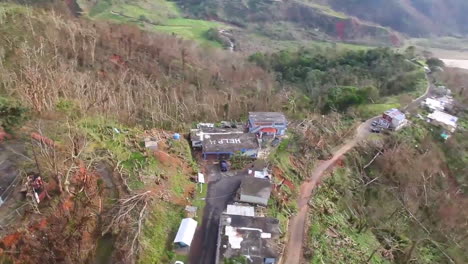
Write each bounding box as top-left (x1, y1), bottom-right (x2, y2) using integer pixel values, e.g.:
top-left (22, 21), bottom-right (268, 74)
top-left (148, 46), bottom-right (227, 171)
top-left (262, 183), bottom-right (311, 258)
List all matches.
top-left (219, 29), bottom-right (235, 52)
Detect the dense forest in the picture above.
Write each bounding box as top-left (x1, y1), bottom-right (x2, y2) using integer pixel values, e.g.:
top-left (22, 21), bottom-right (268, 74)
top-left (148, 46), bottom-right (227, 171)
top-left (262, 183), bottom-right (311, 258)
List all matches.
top-left (249, 48), bottom-right (425, 112)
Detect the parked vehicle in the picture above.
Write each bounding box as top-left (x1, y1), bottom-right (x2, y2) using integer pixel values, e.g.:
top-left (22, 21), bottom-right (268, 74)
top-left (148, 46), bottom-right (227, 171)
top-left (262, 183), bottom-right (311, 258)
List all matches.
top-left (220, 160), bottom-right (229, 172)
top-left (370, 127), bottom-right (381, 133)
top-left (371, 120), bottom-right (378, 126)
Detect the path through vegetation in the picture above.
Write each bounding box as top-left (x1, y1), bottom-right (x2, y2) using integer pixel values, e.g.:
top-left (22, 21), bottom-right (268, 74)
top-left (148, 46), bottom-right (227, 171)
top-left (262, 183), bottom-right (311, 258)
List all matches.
top-left (282, 77), bottom-right (432, 264)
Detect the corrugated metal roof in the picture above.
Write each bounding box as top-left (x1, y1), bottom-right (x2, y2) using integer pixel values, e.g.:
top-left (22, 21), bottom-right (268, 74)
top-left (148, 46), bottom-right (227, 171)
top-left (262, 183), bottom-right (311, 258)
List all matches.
top-left (174, 218), bottom-right (198, 246)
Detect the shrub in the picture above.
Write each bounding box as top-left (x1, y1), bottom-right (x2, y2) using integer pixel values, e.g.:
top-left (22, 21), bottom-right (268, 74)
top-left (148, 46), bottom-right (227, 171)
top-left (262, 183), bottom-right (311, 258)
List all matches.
top-left (0, 96), bottom-right (29, 132)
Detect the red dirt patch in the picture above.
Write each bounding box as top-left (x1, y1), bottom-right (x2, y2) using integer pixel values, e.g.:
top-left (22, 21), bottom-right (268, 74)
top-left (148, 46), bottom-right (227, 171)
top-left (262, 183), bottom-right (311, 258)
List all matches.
top-left (2, 233), bottom-right (21, 248)
top-left (31, 132), bottom-right (56, 147)
top-left (0, 128), bottom-right (12, 142)
top-left (173, 184), bottom-right (196, 206)
top-left (62, 197), bottom-right (74, 211)
top-left (153, 150), bottom-right (183, 168)
top-left (272, 166), bottom-right (295, 190)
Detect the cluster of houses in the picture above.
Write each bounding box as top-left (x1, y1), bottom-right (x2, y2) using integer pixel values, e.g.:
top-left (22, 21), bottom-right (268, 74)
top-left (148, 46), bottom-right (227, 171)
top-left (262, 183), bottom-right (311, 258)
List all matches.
top-left (373, 86), bottom-right (460, 137)
top-left (421, 86), bottom-right (459, 136)
top-left (173, 112), bottom-right (288, 264)
top-left (190, 112), bottom-right (287, 160)
top-left (215, 167), bottom-right (280, 264)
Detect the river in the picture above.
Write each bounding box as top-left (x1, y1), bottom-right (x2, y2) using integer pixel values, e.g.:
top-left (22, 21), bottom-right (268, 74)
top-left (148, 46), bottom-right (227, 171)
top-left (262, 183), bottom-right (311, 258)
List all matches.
top-left (441, 59), bottom-right (468, 70)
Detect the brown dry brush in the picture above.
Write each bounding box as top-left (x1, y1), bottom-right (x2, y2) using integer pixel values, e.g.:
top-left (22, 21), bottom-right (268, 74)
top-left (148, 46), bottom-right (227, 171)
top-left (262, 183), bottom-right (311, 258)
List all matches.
top-left (0, 7), bottom-right (281, 129)
top-left (102, 191), bottom-right (155, 264)
top-left (351, 138), bottom-right (468, 263)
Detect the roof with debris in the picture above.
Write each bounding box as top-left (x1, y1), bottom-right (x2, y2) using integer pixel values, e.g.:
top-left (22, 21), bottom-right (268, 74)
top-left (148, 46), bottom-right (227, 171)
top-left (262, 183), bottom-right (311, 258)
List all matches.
top-left (217, 214), bottom-right (280, 264)
top-left (202, 133), bottom-right (258, 153)
top-left (384, 108), bottom-right (406, 121)
top-left (428, 111), bottom-right (458, 128)
top-left (248, 112), bottom-right (287, 124)
top-left (240, 177), bottom-right (272, 200)
top-left (190, 127), bottom-right (244, 143)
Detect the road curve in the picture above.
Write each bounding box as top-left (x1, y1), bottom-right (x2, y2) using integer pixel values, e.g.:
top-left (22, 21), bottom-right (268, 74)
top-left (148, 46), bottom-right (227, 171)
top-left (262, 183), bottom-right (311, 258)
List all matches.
top-left (281, 76), bottom-right (433, 264)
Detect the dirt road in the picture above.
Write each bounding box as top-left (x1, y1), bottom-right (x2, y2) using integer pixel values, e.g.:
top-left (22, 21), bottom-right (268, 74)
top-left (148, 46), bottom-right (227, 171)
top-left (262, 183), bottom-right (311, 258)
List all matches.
top-left (282, 78), bottom-right (433, 264)
top-left (282, 120), bottom-right (371, 264)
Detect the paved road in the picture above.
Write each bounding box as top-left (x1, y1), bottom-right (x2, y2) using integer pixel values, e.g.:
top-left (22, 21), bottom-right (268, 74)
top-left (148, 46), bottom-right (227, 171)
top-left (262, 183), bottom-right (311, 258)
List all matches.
top-left (281, 75), bottom-right (434, 264)
top-left (189, 165), bottom-right (246, 264)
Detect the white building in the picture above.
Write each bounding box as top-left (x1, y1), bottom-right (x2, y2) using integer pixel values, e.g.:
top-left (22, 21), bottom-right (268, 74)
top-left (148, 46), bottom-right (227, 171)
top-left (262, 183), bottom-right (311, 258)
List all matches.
top-left (427, 111), bottom-right (458, 133)
top-left (422, 96), bottom-right (454, 112)
top-left (173, 218), bottom-right (198, 247)
top-left (383, 108), bottom-right (407, 130)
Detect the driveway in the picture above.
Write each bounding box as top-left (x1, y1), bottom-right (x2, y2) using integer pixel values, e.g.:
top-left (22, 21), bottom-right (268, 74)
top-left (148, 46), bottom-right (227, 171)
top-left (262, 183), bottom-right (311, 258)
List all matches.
top-left (189, 167), bottom-right (247, 264)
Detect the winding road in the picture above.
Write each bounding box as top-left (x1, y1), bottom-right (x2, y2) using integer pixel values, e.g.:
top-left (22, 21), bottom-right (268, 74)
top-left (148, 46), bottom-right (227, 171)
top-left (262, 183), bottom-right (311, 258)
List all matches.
top-left (282, 75), bottom-right (433, 264)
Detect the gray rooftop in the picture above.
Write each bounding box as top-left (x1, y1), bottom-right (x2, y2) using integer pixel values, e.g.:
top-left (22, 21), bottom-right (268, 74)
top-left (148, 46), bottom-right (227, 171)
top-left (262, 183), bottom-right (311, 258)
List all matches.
top-left (217, 214), bottom-right (280, 264)
top-left (202, 133), bottom-right (259, 153)
top-left (190, 127), bottom-right (244, 141)
top-left (240, 177), bottom-right (272, 200)
top-left (384, 108), bottom-right (406, 121)
top-left (249, 112), bottom-right (287, 124)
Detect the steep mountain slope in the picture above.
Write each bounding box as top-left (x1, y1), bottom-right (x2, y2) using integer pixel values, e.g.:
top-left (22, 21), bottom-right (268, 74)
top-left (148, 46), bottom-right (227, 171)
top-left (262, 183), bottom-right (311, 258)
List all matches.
top-left (178, 0), bottom-right (400, 46)
top-left (330, 0), bottom-right (468, 37)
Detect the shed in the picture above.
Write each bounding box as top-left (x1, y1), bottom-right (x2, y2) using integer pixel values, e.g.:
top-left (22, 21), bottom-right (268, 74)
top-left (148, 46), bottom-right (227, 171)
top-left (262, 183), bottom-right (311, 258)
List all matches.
top-left (239, 177), bottom-right (272, 206)
top-left (173, 218), bottom-right (198, 247)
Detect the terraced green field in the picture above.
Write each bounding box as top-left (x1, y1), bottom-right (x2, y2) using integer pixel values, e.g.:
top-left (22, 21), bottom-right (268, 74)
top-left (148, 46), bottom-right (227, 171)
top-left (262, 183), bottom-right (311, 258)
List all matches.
top-left (78, 0), bottom-right (224, 47)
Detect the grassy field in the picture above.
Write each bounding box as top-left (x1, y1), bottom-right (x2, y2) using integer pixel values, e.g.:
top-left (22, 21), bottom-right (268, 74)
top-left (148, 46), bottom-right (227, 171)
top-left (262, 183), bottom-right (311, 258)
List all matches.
top-left (300, 0), bottom-right (348, 19)
top-left (153, 18), bottom-right (223, 47)
top-left (139, 202), bottom-right (185, 264)
top-left (80, 0), bottom-right (224, 47)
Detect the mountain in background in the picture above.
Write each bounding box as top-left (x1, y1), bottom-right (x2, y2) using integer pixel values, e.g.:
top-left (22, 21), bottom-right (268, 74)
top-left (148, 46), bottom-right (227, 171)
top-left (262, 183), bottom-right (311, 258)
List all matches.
top-left (330, 0), bottom-right (468, 37)
top-left (176, 0), bottom-right (468, 48)
top-left (11, 0), bottom-right (468, 53)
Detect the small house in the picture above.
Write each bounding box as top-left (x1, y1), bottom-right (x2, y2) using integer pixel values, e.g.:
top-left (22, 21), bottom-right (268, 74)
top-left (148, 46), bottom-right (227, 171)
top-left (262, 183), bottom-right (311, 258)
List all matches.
top-left (427, 111), bottom-right (458, 132)
top-left (201, 133), bottom-right (259, 160)
top-left (248, 112), bottom-right (287, 136)
top-left (382, 108), bottom-right (407, 130)
top-left (173, 218), bottom-right (198, 248)
top-left (239, 177), bottom-right (272, 206)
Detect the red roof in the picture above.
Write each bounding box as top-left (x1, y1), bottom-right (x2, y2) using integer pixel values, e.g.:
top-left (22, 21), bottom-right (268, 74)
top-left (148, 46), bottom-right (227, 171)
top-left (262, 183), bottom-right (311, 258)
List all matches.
top-left (261, 128), bottom-right (277, 133)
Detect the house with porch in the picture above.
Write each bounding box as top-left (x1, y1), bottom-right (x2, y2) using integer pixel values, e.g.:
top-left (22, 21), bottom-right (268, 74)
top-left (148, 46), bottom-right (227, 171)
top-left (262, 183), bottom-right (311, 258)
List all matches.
top-left (248, 112), bottom-right (287, 137)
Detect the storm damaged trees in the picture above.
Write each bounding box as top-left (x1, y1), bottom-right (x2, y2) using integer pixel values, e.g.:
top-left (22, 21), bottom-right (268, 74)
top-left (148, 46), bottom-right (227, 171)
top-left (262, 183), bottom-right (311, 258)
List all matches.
top-left (344, 136), bottom-right (468, 263)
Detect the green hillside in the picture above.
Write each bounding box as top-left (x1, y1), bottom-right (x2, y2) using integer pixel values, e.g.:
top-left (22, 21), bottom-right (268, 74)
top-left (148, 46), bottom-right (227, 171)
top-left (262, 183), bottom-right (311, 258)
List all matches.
top-left (77, 0), bottom-right (225, 47)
